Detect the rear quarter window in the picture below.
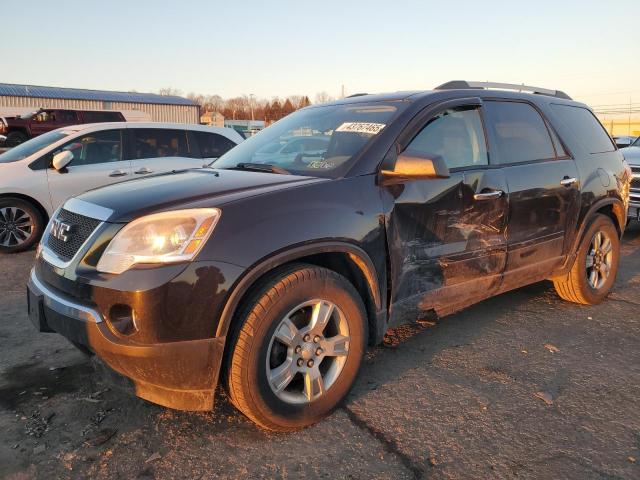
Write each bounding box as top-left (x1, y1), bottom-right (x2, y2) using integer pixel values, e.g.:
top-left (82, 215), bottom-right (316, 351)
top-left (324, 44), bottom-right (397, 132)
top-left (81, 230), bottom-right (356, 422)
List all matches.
top-left (550, 104), bottom-right (615, 154)
top-left (81, 111), bottom-right (124, 123)
top-left (192, 131), bottom-right (237, 158)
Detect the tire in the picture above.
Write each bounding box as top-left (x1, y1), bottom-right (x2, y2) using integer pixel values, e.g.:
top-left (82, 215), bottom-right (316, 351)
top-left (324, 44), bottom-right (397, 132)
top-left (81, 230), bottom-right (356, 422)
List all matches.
top-left (5, 131), bottom-right (28, 147)
top-left (0, 197), bottom-right (45, 253)
top-left (553, 214), bottom-right (620, 305)
top-left (226, 264), bottom-right (367, 431)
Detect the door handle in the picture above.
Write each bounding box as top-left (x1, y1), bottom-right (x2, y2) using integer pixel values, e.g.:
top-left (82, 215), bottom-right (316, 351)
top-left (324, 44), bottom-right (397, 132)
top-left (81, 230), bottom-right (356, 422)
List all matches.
top-left (134, 167), bottom-right (153, 174)
top-left (109, 169), bottom-right (128, 177)
top-left (474, 190), bottom-right (504, 200)
top-left (560, 177), bottom-right (578, 186)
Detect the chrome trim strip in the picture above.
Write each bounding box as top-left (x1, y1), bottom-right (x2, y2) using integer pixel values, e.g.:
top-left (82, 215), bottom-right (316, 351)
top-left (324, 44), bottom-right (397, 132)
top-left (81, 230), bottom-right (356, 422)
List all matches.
top-left (28, 269), bottom-right (102, 323)
top-left (64, 198), bottom-right (114, 222)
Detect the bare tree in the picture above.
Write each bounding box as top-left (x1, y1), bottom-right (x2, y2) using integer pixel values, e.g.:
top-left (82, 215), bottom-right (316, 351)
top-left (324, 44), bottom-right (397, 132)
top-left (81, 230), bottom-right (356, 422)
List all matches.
top-left (187, 92), bottom-right (204, 106)
top-left (314, 91), bottom-right (334, 104)
top-left (158, 87), bottom-right (182, 96)
top-left (204, 95), bottom-right (224, 113)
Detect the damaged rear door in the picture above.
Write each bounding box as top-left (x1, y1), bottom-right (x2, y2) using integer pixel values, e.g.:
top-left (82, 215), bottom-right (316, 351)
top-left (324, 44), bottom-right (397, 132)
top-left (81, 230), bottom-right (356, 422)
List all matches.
top-left (382, 98), bottom-right (508, 325)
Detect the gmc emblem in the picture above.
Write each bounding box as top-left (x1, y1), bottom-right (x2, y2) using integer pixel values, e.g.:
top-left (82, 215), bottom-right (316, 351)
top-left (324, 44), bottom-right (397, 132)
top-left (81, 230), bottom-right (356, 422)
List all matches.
top-left (50, 219), bottom-right (72, 242)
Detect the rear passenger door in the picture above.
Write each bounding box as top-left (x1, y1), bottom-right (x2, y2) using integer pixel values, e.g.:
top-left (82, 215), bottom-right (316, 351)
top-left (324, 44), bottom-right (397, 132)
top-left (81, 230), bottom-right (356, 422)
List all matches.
top-left (126, 128), bottom-right (202, 175)
top-left (483, 100), bottom-right (580, 285)
top-left (385, 98), bottom-right (509, 322)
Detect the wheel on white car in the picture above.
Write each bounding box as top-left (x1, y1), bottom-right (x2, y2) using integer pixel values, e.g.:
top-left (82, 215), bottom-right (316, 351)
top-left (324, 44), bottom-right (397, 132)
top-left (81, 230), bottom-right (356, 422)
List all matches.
top-left (0, 198), bottom-right (45, 253)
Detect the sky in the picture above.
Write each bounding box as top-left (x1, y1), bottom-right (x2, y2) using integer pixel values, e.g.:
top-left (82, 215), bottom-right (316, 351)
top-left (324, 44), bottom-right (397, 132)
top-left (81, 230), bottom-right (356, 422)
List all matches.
top-left (2, 0), bottom-right (639, 110)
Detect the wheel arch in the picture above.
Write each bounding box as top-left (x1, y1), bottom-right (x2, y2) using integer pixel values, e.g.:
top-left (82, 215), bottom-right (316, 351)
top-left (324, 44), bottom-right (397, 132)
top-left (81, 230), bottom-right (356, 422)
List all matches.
top-left (216, 242), bottom-right (385, 347)
top-left (574, 198), bottom-right (625, 250)
top-left (6, 127), bottom-right (29, 138)
top-left (0, 193), bottom-right (49, 224)
top-left (559, 197), bottom-right (625, 276)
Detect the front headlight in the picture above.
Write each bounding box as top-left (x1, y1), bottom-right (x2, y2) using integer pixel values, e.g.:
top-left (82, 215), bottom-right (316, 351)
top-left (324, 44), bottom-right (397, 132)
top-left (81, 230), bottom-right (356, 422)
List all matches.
top-left (97, 208), bottom-right (221, 274)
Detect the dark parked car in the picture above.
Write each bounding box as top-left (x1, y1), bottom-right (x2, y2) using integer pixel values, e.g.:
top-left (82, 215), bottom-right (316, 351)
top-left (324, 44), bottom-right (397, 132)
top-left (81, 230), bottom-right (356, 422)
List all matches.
top-left (620, 136), bottom-right (640, 221)
top-left (27, 81), bottom-right (631, 431)
top-left (0, 108), bottom-right (125, 147)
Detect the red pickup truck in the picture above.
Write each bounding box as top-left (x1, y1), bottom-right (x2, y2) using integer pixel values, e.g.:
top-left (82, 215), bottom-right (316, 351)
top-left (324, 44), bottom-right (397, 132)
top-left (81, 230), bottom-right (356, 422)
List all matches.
top-left (0, 108), bottom-right (126, 147)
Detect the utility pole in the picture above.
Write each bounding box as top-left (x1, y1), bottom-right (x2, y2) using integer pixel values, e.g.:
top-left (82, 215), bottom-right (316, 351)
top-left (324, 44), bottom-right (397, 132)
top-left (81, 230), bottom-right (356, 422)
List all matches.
top-left (629, 97), bottom-right (632, 136)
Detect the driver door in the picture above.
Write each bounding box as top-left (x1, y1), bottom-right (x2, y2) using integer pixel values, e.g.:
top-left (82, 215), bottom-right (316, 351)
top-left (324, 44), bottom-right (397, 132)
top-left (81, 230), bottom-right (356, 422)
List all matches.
top-left (383, 98), bottom-right (509, 324)
top-left (45, 129), bottom-right (131, 209)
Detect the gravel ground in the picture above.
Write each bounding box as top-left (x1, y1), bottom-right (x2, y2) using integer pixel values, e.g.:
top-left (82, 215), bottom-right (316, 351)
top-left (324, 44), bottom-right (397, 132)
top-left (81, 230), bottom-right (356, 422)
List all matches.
top-left (1, 226), bottom-right (639, 479)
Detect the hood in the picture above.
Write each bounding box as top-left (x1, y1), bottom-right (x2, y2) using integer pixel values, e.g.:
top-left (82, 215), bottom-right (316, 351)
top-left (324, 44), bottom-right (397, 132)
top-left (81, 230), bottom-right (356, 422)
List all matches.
top-left (621, 146), bottom-right (640, 164)
top-left (75, 168), bottom-right (326, 222)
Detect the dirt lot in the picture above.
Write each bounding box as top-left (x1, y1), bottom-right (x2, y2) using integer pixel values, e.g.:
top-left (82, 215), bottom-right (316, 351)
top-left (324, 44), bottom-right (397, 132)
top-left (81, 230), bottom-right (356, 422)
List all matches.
top-left (1, 227), bottom-right (639, 479)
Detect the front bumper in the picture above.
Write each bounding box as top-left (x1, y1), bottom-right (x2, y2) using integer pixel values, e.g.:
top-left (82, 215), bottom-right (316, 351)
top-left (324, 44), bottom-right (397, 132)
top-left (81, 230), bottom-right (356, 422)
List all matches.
top-left (27, 269), bottom-right (225, 411)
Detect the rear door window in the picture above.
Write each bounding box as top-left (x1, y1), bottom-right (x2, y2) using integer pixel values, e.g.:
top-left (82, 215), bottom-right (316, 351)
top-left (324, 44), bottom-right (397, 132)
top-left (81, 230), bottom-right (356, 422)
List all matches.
top-left (550, 104), bottom-right (615, 154)
top-left (192, 131), bottom-right (237, 158)
top-left (484, 101), bottom-right (556, 164)
top-left (128, 129), bottom-right (189, 159)
top-left (82, 111), bottom-right (123, 123)
top-left (55, 110), bottom-right (78, 123)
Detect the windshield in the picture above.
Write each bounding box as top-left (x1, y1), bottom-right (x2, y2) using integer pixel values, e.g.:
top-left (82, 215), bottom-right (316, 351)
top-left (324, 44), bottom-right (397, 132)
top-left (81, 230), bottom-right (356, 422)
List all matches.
top-left (0, 130), bottom-right (71, 163)
top-left (213, 102), bottom-right (401, 177)
top-left (632, 137), bottom-right (640, 147)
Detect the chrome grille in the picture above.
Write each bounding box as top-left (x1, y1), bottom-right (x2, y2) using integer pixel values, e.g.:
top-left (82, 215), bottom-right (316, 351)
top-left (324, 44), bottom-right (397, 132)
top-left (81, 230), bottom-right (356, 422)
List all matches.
top-left (46, 209), bottom-right (101, 261)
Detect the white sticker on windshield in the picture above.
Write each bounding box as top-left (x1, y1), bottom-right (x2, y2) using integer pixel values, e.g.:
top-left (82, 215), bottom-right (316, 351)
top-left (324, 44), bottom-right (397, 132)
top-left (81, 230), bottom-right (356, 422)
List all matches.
top-left (335, 122), bottom-right (386, 135)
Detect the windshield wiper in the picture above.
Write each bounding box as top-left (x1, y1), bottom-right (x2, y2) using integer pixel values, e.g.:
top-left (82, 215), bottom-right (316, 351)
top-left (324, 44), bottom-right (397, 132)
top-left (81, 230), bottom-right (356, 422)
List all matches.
top-left (229, 163), bottom-right (291, 175)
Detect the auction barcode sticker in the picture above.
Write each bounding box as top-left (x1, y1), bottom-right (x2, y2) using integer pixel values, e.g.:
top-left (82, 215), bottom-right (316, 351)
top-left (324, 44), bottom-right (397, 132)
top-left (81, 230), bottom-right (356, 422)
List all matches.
top-left (335, 122), bottom-right (386, 135)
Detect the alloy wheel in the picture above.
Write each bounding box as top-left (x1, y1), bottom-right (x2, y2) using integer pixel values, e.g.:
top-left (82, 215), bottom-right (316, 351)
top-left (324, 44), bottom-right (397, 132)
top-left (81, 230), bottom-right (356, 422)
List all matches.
top-left (586, 230), bottom-right (613, 289)
top-left (0, 207), bottom-right (35, 247)
top-left (266, 299), bottom-right (350, 404)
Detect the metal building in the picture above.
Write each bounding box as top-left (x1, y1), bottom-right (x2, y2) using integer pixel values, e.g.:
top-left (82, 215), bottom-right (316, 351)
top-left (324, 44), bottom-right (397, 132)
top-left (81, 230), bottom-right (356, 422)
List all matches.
top-left (0, 83), bottom-right (200, 124)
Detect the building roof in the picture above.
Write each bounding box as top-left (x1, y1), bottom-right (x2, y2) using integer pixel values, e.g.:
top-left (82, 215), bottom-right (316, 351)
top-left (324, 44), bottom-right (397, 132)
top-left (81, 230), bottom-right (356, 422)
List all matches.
top-left (0, 83), bottom-right (198, 107)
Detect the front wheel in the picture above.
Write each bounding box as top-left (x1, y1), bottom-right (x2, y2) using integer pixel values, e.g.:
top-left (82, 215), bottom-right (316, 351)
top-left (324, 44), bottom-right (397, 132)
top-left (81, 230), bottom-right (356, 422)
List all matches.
top-left (5, 131), bottom-right (28, 147)
top-left (226, 264), bottom-right (367, 431)
top-left (553, 214), bottom-right (620, 304)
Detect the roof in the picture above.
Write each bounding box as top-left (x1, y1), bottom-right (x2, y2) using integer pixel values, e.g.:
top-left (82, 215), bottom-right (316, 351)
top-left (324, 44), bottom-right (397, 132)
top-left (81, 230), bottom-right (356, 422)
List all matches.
top-left (52, 122), bottom-right (245, 143)
top-left (0, 83), bottom-right (197, 107)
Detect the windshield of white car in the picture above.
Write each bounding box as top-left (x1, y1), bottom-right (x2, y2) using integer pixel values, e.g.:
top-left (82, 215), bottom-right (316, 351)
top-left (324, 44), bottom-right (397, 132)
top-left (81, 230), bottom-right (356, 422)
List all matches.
top-left (631, 137), bottom-right (640, 147)
top-left (212, 102), bottom-right (402, 178)
top-left (0, 130), bottom-right (70, 163)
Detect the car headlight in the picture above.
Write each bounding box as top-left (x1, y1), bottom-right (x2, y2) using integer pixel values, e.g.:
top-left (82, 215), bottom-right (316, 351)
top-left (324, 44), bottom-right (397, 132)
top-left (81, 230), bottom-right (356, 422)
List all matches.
top-left (97, 208), bottom-right (220, 274)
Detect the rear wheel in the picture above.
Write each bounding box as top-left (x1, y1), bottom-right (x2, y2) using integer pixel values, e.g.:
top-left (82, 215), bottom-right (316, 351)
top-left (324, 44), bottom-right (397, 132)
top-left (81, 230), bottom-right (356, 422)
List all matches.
top-left (553, 214), bottom-right (620, 304)
top-left (226, 264), bottom-right (367, 431)
top-left (5, 131), bottom-right (28, 147)
top-left (0, 198), bottom-right (45, 253)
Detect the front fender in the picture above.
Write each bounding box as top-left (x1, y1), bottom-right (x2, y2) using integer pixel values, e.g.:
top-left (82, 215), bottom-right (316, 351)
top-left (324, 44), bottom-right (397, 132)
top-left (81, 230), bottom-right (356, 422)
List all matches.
top-left (214, 240), bottom-right (383, 339)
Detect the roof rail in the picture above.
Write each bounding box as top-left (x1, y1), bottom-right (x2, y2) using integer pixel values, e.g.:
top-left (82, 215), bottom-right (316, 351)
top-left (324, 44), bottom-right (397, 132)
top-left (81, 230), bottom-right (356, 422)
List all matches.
top-left (346, 93), bottom-right (369, 98)
top-left (435, 81), bottom-right (572, 100)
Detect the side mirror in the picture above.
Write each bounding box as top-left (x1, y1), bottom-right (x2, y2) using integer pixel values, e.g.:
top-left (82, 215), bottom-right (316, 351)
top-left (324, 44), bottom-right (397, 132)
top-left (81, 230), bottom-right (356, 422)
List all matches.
top-left (52, 150), bottom-right (73, 171)
top-left (382, 151), bottom-right (450, 179)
